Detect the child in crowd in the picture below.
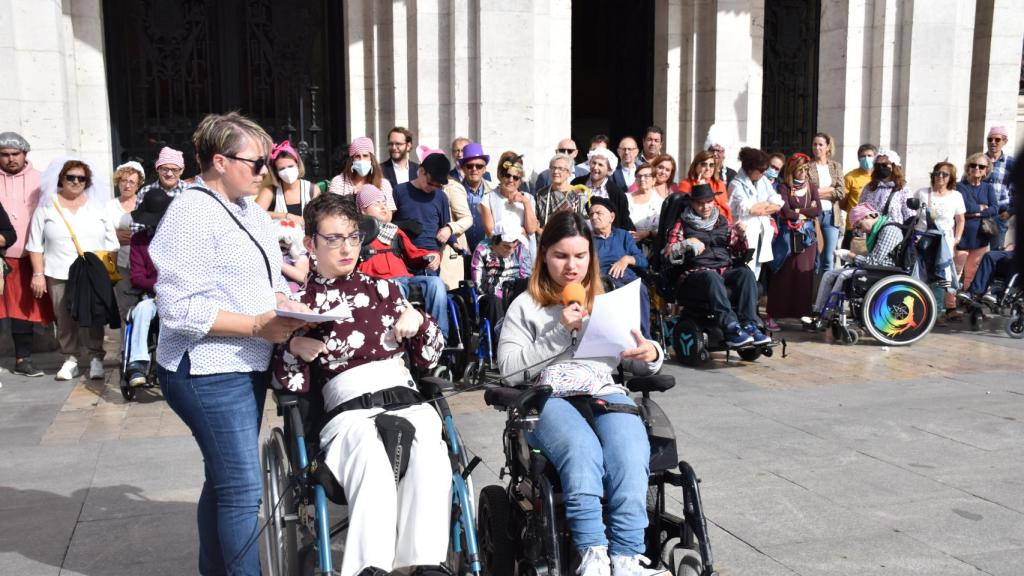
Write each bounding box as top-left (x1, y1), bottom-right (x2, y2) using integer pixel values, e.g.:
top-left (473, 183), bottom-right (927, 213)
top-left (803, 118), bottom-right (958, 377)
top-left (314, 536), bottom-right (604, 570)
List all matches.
top-left (356, 184), bottom-right (452, 341)
top-left (273, 193), bottom-right (450, 576)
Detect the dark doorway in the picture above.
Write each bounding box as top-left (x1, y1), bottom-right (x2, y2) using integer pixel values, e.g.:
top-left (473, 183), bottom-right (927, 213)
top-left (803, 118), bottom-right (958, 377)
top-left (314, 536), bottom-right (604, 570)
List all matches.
top-left (571, 1), bottom-right (655, 152)
top-left (761, 0), bottom-right (820, 156)
top-left (102, 0), bottom-right (346, 181)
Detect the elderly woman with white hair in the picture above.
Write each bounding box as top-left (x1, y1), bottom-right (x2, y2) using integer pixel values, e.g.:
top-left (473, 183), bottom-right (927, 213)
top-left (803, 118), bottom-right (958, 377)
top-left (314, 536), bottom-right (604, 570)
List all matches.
top-left (571, 147), bottom-right (635, 231)
top-left (27, 158), bottom-right (120, 381)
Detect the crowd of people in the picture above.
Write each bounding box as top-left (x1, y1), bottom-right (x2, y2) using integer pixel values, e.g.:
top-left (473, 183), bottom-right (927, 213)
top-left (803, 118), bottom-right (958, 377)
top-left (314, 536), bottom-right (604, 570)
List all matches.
top-left (0, 114), bottom-right (1018, 576)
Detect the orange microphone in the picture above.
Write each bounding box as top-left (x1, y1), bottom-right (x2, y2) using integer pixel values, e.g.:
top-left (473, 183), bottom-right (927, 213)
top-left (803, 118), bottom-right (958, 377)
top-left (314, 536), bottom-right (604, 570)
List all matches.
top-left (561, 282), bottom-right (586, 344)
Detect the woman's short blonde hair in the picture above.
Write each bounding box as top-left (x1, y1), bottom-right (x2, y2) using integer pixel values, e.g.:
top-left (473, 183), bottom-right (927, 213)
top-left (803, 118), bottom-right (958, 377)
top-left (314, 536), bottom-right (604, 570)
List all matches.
top-left (192, 111), bottom-right (272, 172)
top-left (113, 165), bottom-right (144, 187)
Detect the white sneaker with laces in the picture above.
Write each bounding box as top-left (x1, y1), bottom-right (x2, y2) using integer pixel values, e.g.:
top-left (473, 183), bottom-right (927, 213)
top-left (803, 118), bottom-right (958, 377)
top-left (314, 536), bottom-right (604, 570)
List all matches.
top-left (89, 358), bottom-right (105, 380)
top-left (56, 360), bottom-right (80, 381)
top-left (577, 546), bottom-right (610, 576)
top-left (610, 554), bottom-right (669, 576)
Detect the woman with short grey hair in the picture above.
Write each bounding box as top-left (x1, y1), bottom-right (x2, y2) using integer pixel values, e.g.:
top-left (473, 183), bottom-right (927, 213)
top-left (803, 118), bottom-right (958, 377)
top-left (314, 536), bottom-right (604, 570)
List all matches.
top-left (535, 152), bottom-right (587, 230)
top-left (151, 112), bottom-right (308, 575)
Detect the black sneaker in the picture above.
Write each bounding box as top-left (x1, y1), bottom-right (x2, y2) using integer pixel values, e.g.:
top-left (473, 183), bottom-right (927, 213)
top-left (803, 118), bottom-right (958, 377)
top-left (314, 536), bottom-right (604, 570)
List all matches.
top-left (126, 361), bottom-right (149, 387)
top-left (14, 359), bottom-right (44, 377)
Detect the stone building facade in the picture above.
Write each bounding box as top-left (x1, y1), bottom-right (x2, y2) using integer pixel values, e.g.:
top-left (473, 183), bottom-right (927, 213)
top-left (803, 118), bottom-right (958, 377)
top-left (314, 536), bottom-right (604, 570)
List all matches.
top-left (1, 0), bottom-right (1022, 190)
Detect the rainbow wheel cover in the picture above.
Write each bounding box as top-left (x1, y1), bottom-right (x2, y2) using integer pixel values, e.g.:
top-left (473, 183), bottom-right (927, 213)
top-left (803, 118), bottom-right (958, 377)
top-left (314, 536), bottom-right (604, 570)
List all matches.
top-left (861, 275), bottom-right (936, 345)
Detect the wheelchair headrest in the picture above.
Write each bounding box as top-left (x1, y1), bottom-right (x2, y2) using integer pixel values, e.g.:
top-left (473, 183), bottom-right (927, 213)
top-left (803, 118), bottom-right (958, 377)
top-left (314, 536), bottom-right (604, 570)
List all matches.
top-left (358, 216), bottom-right (380, 247)
top-left (905, 197), bottom-right (921, 211)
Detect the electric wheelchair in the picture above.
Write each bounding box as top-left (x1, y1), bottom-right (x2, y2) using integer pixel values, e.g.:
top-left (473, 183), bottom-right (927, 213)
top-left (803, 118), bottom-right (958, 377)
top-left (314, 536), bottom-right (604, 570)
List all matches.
top-left (814, 207), bottom-right (939, 346)
top-left (117, 288), bottom-right (159, 402)
top-left (477, 375), bottom-right (717, 576)
top-left (961, 261), bottom-right (1022, 337)
top-left (648, 195), bottom-right (779, 366)
top-left (261, 375), bottom-right (483, 576)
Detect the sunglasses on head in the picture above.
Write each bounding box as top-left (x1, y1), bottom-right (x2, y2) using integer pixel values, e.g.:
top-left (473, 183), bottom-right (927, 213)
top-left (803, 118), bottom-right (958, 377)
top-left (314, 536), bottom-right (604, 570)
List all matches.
top-left (223, 154), bottom-right (267, 176)
top-left (64, 174), bottom-right (88, 184)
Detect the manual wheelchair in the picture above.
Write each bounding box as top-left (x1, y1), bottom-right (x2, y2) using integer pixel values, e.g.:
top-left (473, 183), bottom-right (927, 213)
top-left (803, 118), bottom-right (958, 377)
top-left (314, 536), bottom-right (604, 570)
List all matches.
top-left (261, 375), bottom-right (483, 576)
top-left (477, 376), bottom-right (717, 576)
top-left (814, 211), bottom-right (940, 346)
top-left (962, 264), bottom-right (1023, 338)
top-left (117, 289), bottom-right (159, 402)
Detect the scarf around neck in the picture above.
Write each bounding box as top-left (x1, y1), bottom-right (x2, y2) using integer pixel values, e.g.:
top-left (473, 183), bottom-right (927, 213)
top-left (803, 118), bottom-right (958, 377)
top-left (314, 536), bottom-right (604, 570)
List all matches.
top-left (866, 215), bottom-right (890, 251)
top-left (683, 204), bottom-right (720, 231)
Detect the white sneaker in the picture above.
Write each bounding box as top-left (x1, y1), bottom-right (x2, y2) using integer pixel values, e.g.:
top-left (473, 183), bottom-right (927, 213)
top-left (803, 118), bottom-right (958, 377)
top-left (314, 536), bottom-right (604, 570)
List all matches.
top-left (55, 360), bottom-right (80, 381)
top-left (89, 358), bottom-right (105, 380)
top-left (577, 546), bottom-right (611, 576)
top-left (610, 554), bottom-right (669, 576)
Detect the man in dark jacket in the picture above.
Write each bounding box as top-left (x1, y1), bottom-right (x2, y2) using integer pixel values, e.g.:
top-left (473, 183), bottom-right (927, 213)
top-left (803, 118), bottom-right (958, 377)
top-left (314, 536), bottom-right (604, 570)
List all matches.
top-left (381, 126), bottom-right (420, 189)
top-left (667, 184), bottom-right (768, 347)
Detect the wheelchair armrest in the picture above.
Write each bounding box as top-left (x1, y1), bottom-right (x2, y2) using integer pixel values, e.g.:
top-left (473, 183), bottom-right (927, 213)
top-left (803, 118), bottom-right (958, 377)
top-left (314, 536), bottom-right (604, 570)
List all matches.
top-left (418, 376), bottom-right (453, 399)
top-left (626, 374), bottom-right (676, 394)
top-left (273, 392), bottom-right (300, 407)
top-left (483, 385), bottom-right (552, 413)
top-left (858, 264), bottom-right (906, 275)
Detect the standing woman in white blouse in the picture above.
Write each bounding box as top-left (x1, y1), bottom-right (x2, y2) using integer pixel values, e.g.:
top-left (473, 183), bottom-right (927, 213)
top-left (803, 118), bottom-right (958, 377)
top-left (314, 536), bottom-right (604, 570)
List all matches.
top-left (150, 112), bottom-right (308, 576)
top-left (807, 132), bottom-right (846, 273)
top-left (26, 158), bottom-right (119, 381)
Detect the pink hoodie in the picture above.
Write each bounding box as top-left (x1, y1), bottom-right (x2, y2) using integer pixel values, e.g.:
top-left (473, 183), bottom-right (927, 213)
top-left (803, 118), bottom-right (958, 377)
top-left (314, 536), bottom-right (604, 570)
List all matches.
top-left (0, 161), bottom-right (41, 258)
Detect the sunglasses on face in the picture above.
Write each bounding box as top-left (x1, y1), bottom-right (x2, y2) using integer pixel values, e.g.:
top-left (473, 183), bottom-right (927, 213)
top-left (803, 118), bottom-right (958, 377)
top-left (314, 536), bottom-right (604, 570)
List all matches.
top-left (463, 163), bottom-right (486, 171)
top-left (968, 163), bottom-right (988, 170)
top-left (699, 161), bottom-right (715, 168)
top-left (223, 154), bottom-right (267, 176)
top-left (502, 174), bottom-right (522, 182)
top-left (931, 171), bottom-right (951, 178)
top-left (987, 137), bottom-right (1004, 143)
top-left (65, 174), bottom-right (88, 184)
top-left (315, 231), bottom-right (364, 248)
top-left (556, 148), bottom-right (576, 154)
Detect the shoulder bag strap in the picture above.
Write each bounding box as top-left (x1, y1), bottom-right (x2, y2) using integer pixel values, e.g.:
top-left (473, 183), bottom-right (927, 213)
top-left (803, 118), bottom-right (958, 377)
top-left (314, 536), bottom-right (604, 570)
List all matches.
top-left (52, 200), bottom-right (85, 257)
top-left (195, 186), bottom-right (273, 286)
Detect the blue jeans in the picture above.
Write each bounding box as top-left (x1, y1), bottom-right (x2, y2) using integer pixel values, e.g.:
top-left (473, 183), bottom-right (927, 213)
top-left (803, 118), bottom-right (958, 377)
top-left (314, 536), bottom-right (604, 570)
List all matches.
top-left (394, 275), bottom-right (450, 338)
top-left (528, 393), bottom-right (650, 556)
top-left (158, 354), bottom-right (268, 576)
top-left (818, 211), bottom-right (841, 273)
top-left (968, 250), bottom-right (1012, 295)
top-left (127, 297), bottom-right (157, 363)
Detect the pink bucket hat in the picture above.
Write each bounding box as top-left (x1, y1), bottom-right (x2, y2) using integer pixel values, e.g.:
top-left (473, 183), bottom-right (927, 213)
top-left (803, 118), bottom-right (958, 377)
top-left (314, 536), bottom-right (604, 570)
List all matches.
top-left (349, 137), bottom-right (374, 156)
top-left (849, 204), bottom-right (877, 229)
top-left (356, 184), bottom-right (389, 211)
top-left (154, 146), bottom-right (184, 169)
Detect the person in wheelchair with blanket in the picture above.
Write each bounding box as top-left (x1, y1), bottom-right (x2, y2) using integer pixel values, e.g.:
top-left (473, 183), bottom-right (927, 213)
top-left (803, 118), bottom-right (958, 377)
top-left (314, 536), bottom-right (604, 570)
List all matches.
top-left (497, 210), bottom-right (669, 576)
top-left (663, 184), bottom-right (771, 348)
top-left (802, 203), bottom-right (906, 328)
top-left (272, 193), bottom-right (451, 576)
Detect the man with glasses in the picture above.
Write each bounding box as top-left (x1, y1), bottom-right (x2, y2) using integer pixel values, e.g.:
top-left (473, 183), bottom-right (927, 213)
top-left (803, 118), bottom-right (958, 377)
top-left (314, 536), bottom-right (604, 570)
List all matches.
top-left (984, 126), bottom-right (1016, 250)
top-left (0, 131), bottom-right (51, 377)
top-left (611, 136), bottom-right (641, 191)
top-left (841, 143), bottom-right (877, 248)
top-left (131, 146), bottom-right (186, 233)
top-left (457, 143), bottom-right (492, 253)
top-left (382, 126), bottom-right (419, 189)
top-left (531, 138), bottom-right (589, 192)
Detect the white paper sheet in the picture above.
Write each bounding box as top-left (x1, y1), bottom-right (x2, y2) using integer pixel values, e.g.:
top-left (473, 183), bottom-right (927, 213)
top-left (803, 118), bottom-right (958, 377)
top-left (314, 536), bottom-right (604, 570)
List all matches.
top-left (275, 303), bottom-right (352, 323)
top-left (573, 278), bottom-right (642, 359)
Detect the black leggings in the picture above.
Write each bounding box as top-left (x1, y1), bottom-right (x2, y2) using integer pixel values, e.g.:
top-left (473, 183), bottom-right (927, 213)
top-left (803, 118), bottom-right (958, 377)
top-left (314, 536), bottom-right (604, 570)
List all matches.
top-left (10, 318), bottom-right (34, 359)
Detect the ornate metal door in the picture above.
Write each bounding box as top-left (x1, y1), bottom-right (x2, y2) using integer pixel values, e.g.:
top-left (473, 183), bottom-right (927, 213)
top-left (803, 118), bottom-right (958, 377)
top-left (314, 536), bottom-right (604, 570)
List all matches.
top-left (760, 0), bottom-right (820, 157)
top-left (103, 0), bottom-right (345, 180)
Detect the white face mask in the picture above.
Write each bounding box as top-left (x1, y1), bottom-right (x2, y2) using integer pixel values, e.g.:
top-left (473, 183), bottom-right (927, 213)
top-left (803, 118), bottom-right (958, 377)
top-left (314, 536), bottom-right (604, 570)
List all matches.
top-left (352, 159), bottom-right (373, 177)
top-left (278, 166), bottom-right (299, 184)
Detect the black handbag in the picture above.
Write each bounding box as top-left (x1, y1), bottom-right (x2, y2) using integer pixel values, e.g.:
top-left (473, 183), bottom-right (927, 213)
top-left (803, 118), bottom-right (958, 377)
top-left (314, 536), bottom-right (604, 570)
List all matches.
top-left (980, 217), bottom-right (999, 238)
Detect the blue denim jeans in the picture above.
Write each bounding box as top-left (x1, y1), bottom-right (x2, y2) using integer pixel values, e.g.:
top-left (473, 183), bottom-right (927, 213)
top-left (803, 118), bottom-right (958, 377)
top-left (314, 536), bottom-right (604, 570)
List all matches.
top-left (818, 211), bottom-right (841, 273)
top-left (528, 393), bottom-right (650, 556)
top-left (158, 353), bottom-right (268, 576)
top-left (394, 275), bottom-right (450, 338)
top-left (127, 297), bottom-right (157, 363)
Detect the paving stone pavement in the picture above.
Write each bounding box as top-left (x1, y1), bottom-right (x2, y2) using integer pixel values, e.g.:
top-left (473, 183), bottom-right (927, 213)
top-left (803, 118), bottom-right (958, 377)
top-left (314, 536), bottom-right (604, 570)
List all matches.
top-left (0, 320), bottom-right (1022, 575)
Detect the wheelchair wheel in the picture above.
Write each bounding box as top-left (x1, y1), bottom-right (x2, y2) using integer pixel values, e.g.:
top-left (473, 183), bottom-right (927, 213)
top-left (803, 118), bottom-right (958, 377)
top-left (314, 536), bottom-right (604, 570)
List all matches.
top-left (1006, 311), bottom-right (1024, 339)
top-left (432, 364), bottom-right (454, 382)
top-left (671, 319), bottom-right (708, 366)
top-left (737, 347), bottom-right (761, 362)
top-left (262, 428), bottom-right (299, 576)
top-left (118, 368), bottom-right (136, 402)
top-left (478, 485), bottom-right (515, 576)
top-left (665, 544), bottom-right (703, 576)
top-left (860, 275), bottom-right (936, 346)
top-left (830, 323), bottom-right (860, 345)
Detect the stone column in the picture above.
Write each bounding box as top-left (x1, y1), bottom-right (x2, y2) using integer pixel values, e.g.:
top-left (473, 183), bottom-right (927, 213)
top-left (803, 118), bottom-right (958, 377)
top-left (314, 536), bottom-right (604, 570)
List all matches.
top-left (653, 0), bottom-right (764, 170)
top-left (818, 0), bottom-right (980, 188)
top-left (343, 0), bottom-right (572, 181)
top-left (967, 0), bottom-right (1024, 153)
top-left (0, 0), bottom-right (112, 183)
